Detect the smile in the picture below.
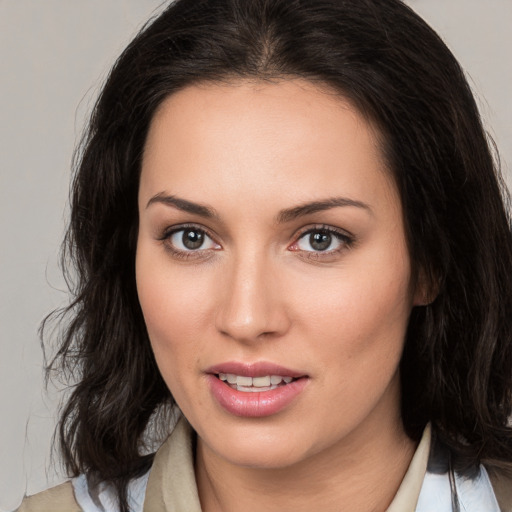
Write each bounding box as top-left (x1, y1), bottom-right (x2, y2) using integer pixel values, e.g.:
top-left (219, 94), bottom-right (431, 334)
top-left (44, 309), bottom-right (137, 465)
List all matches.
top-left (217, 373), bottom-right (294, 392)
top-left (205, 362), bottom-right (309, 417)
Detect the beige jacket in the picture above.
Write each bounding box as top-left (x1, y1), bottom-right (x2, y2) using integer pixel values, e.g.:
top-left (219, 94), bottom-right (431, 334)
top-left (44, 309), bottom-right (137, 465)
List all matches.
top-left (17, 419), bottom-right (512, 512)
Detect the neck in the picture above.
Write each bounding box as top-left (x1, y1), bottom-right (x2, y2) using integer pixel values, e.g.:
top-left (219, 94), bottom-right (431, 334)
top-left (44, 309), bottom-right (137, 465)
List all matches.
top-left (195, 413), bottom-right (416, 512)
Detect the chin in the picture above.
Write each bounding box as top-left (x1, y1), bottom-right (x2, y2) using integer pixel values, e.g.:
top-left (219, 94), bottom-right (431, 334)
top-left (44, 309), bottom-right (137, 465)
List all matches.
top-left (196, 415), bottom-right (316, 470)
top-left (221, 439), bottom-right (306, 470)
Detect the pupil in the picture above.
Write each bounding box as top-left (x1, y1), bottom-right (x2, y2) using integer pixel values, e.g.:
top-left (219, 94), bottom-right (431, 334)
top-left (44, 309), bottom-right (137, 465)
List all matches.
top-left (310, 232), bottom-right (331, 251)
top-left (183, 229), bottom-right (204, 250)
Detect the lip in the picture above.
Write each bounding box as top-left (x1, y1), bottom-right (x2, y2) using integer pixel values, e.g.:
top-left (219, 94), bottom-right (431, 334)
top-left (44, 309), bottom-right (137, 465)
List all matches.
top-left (205, 361), bottom-right (306, 378)
top-left (205, 361), bottom-right (309, 417)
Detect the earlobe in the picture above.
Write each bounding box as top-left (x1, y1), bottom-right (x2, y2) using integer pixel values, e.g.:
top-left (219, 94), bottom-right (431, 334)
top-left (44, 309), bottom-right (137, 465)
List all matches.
top-left (413, 268), bottom-right (439, 306)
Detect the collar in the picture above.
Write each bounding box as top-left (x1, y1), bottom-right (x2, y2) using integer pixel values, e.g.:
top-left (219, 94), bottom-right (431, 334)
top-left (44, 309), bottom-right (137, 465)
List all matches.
top-left (143, 417), bottom-right (202, 512)
top-left (143, 418), bottom-right (431, 512)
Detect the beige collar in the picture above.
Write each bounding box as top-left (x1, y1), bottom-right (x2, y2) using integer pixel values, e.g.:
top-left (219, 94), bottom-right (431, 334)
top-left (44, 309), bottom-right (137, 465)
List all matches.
top-left (386, 424), bottom-right (431, 512)
top-left (143, 417), bottom-right (202, 512)
top-left (143, 418), bottom-right (431, 512)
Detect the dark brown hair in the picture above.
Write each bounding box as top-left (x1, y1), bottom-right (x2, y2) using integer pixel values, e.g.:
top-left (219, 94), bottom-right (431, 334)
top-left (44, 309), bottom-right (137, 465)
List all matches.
top-left (46, 0), bottom-right (512, 509)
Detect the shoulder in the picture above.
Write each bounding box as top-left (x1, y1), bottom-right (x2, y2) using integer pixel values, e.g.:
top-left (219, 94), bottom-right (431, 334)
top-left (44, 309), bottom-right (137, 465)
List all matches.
top-left (16, 481), bottom-right (81, 511)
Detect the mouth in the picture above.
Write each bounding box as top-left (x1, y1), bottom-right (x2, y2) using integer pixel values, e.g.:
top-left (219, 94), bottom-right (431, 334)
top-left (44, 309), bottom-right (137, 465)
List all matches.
top-left (215, 373), bottom-right (296, 392)
top-left (205, 362), bottom-right (309, 417)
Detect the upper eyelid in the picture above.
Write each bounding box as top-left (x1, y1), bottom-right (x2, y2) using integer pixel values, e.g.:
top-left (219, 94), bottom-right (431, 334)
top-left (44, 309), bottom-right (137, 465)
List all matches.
top-left (294, 224), bottom-right (354, 240)
top-left (159, 223), bottom-right (217, 241)
top-left (290, 225), bottom-right (356, 256)
top-left (159, 225), bottom-right (221, 259)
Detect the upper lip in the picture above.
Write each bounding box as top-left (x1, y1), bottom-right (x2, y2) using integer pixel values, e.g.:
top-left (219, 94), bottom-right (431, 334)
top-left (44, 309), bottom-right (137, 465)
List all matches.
top-left (205, 361), bottom-right (307, 378)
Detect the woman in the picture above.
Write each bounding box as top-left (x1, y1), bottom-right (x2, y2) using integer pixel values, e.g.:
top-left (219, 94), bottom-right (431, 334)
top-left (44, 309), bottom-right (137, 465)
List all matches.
top-left (18, 0), bottom-right (512, 510)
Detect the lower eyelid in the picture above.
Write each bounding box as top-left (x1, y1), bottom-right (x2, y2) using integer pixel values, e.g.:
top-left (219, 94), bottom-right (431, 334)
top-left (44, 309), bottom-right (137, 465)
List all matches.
top-left (292, 227), bottom-right (354, 251)
top-left (160, 239), bottom-right (219, 262)
top-left (171, 230), bottom-right (218, 250)
top-left (298, 240), bottom-right (353, 262)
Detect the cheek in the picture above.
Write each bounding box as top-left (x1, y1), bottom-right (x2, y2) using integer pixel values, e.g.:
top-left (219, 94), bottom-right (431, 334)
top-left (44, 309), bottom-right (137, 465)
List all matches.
top-left (290, 250), bottom-right (413, 371)
top-left (297, 261), bottom-right (411, 325)
top-left (135, 244), bottom-right (215, 380)
top-left (294, 258), bottom-right (412, 427)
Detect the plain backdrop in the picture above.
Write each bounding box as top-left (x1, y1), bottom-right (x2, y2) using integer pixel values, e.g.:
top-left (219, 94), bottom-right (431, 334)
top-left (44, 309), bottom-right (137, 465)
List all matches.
top-left (0, 1), bottom-right (510, 510)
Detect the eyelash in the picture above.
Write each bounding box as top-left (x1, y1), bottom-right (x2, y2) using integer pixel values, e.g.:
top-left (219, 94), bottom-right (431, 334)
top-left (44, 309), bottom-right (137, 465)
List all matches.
top-left (158, 223), bottom-right (355, 261)
top-left (290, 224), bottom-right (355, 260)
top-left (158, 224), bottom-right (220, 261)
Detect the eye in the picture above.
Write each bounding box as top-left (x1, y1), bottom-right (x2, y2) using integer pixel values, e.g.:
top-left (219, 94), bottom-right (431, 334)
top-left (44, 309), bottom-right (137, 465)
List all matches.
top-left (290, 226), bottom-right (353, 254)
top-left (165, 227), bottom-right (220, 252)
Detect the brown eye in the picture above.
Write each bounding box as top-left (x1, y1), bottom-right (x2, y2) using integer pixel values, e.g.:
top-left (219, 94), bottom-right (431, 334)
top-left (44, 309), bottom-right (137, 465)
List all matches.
top-left (182, 229), bottom-right (204, 249)
top-left (309, 232), bottom-right (332, 251)
top-left (296, 229), bottom-right (345, 252)
top-left (167, 227), bottom-right (220, 252)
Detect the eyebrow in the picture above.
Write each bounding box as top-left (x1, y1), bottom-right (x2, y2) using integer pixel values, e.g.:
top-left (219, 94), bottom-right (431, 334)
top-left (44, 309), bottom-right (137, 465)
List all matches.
top-left (276, 197), bottom-right (372, 223)
top-left (146, 193), bottom-right (218, 219)
top-left (146, 193), bottom-right (371, 222)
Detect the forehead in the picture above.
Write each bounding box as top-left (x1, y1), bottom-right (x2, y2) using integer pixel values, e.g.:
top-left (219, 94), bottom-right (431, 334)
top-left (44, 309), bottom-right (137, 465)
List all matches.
top-left (140, 79), bottom-right (399, 218)
top-left (145, 78), bottom-right (382, 159)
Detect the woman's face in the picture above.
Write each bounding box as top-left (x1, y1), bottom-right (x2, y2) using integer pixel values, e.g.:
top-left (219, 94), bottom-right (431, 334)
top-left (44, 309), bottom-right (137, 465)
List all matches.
top-left (136, 80), bottom-right (420, 469)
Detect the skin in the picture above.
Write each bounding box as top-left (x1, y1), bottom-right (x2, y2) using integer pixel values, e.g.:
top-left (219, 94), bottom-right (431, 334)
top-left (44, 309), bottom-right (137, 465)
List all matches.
top-left (136, 79), bottom-right (422, 512)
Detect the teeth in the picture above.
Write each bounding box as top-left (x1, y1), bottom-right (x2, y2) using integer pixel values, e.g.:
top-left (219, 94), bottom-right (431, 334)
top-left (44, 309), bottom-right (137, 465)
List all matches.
top-left (236, 376), bottom-right (253, 386)
top-left (252, 376), bottom-right (271, 387)
top-left (236, 385), bottom-right (273, 392)
top-left (218, 373), bottom-right (295, 389)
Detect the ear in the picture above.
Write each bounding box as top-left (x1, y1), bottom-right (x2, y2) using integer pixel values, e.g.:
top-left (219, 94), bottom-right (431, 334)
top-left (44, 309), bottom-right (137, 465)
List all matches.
top-left (413, 267), bottom-right (439, 306)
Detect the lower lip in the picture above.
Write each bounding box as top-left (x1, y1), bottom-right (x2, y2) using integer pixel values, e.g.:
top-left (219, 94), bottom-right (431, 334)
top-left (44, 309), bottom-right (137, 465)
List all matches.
top-left (207, 375), bottom-right (308, 417)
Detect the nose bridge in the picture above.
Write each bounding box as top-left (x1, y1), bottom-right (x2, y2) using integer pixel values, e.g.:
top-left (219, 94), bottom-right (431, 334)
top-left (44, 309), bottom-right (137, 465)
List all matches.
top-left (216, 246), bottom-right (287, 342)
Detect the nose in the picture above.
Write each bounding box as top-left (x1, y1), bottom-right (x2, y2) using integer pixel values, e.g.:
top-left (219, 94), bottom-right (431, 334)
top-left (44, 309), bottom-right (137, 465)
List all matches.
top-left (215, 252), bottom-right (290, 343)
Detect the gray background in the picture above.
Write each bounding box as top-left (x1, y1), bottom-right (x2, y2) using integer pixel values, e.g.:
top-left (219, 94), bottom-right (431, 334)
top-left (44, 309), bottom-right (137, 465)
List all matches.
top-left (0, 1), bottom-right (510, 510)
